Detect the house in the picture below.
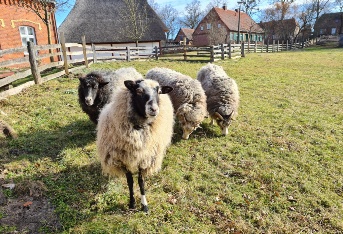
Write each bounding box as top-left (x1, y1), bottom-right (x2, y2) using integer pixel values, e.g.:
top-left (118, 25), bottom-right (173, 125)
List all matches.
top-left (174, 28), bottom-right (194, 45)
top-left (192, 5), bottom-right (264, 46)
top-left (58, 0), bottom-right (168, 59)
top-left (259, 18), bottom-right (301, 42)
top-left (0, 0), bottom-right (58, 64)
top-left (314, 12), bottom-right (343, 36)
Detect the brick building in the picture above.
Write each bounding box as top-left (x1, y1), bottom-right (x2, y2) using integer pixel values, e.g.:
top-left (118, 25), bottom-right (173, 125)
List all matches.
top-left (0, 0), bottom-right (58, 64)
top-left (192, 6), bottom-right (264, 46)
top-left (174, 28), bottom-right (194, 45)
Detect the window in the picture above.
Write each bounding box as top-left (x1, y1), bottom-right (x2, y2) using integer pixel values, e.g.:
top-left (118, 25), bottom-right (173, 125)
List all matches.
top-left (207, 23), bottom-right (211, 30)
top-left (200, 26), bottom-right (203, 31)
top-left (19, 26), bottom-right (37, 47)
top-left (218, 23), bottom-right (221, 28)
top-left (319, 29), bottom-right (325, 35)
top-left (331, 28), bottom-right (336, 35)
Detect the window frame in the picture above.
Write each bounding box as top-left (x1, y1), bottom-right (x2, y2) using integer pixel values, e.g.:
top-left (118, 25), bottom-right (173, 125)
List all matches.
top-left (19, 26), bottom-right (37, 54)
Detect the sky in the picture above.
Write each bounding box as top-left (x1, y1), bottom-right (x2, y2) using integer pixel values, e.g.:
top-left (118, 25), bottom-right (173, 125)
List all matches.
top-left (55, 0), bottom-right (237, 27)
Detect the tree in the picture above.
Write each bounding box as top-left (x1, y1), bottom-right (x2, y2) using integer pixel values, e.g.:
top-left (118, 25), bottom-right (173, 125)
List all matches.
top-left (336, 0), bottom-right (343, 12)
top-left (158, 4), bottom-right (179, 40)
top-left (180, 0), bottom-right (203, 29)
top-left (240, 0), bottom-right (260, 16)
top-left (120, 0), bottom-right (150, 46)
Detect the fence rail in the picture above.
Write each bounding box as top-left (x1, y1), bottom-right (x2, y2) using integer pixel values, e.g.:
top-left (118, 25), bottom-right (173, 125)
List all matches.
top-left (0, 36), bottom-right (316, 98)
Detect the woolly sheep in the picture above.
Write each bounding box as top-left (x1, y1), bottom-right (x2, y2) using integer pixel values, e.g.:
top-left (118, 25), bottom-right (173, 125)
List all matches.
top-left (197, 63), bottom-right (239, 135)
top-left (146, 67), bottom-right (207, 139)
top-left (96, 73), bottom-right (174, 212)
top-left (78, 71), bottom-right (114, 124)
top-left (0, 119), bottom-right (17, 138)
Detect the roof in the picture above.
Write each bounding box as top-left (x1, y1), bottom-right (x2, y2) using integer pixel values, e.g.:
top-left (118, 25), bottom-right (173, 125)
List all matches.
top-left (58, 0), bottom-right (168, 44)
top-left (180, 28), bottom-right (195, 40)
top-left (213, 7), bottom-right (264, 33)
top-left (314, 12), bottom-right (343, 29)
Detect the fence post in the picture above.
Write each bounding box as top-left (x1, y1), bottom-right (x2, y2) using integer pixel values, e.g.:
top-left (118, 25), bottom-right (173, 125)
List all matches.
top-left (272, 40), bottom-right (275, 52)
top-left (261, 39), bottom-right (264, 53)
top-left (92, 44), bottom-right (97, 63)
top-left (241, 42), bottom-right (245, 57)
top-left (27, 41), bottom-right (42, 84)
top-left (221, 44), bottom-right (225, 60)
top-left (267, 40), bottom-right (269, 53)
top-left (183, 44), bottom-right (187, 61)
top-left (81, 35), bottom-right (89, 68)
top-left (286, 40), bottom-right (288, 51)
top-left (154, 46), bottom-right (158, 60)
top-left (59, 32), bottom-right (69, 75)
top-left (277, 40), bottom-right (279, 52)
top-left (228, 42), bottom-right (232, 59)
top-left (126, 46), bottom-right (130, 61)
top-left (254, 42), bottom-right (257, 53)
top-left (210, 45), bottom-right (214, 62)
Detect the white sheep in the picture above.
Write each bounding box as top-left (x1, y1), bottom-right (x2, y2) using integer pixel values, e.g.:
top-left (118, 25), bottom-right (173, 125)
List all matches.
top-left (197, 63), bottom-right (239, 135)
top-left (146, 67), bottom-right (207, 139)
top-left (96, 71), bottom-right (174, 212)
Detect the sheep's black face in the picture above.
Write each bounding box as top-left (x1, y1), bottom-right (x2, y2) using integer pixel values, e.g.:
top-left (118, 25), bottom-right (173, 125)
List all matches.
top-left (79, 74), bottom-right (109, 106)
top-left (213, 110), bottom-right (234, 135)
top-left (124, 80), bottom-right (173, 118)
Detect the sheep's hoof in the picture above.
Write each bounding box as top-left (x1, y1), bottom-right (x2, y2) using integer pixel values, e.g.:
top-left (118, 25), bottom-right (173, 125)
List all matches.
top-left (141, 205), bottom-right (149, 213)
top-left (129, 201), bottom-right (136, 210)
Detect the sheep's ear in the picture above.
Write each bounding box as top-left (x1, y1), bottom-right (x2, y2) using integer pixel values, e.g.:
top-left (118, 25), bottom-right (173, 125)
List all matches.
top-left (213, 112), bottom-right (224, 121)
top-left (99, 81), bottom-right (109, 87)
top-left (161, 86), bottom-right (173, 94)
top-left (124, 80), bottom-right (136, 91)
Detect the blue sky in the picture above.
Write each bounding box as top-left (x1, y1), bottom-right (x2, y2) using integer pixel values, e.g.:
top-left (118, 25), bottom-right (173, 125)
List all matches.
top-left (55, 0), bottom-right (238, 27)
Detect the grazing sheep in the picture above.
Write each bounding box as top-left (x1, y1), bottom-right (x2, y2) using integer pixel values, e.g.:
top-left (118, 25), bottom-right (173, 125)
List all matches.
top-left (78, 71), bottom-right (114, 124)
top-left (0, 119), bottom-right (17, 138)
top-left (197, 64), bottom-right (239, 135)
top-left (96, 76), bottom-right (174, 212)
top-left (146, 67), bottom-right (207, 139)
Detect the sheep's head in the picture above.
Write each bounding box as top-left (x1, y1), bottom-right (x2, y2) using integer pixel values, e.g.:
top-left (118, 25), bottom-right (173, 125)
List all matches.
top-left (177, 104), bottom-right (205, 140)
top-left (212, 109), bottom-right (234, 135)
top-left (124, 79), bottom-right (173, 118)
top-left (79, 73), bottom-right (109, 106)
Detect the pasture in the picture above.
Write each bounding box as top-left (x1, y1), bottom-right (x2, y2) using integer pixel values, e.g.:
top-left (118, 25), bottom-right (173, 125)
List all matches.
top-left (0, 47), bottom-right (342, 233)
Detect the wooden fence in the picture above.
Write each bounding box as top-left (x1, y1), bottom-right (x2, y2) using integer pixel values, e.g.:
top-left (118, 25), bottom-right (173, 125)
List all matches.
top-left (0, 36), bottom-right (316, 98)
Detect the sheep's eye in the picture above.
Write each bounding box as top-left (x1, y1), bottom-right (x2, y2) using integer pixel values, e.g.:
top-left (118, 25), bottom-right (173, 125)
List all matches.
top-left (136, 88), bottom-right (144, 95)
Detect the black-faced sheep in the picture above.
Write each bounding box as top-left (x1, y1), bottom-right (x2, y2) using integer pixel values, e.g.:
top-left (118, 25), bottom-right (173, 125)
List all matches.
top-left (78, 71), bottom-right (114, 124)
top-left (197, 64), bottom-right (239, 135)
top-left (146, 67), bottom-right (207, 139)
top-left (96, 76), bottom-right (174, 212)
top-left (0, 119), bottom-right (17, 138)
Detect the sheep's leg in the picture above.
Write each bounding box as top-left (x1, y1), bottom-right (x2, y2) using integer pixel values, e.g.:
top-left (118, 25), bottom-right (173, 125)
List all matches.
top-left (138, 169), bottom-right (149, 213)
top-left (125, 172), bottom-right (136, 209)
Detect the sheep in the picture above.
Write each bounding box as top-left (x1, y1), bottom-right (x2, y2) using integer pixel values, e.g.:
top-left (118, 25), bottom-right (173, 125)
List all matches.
top-left (0, 119), bottom-right (17, 138)
top-left (146, 67), bottom-right (207, 140)
top-left (78, 71), bottom-right (114, 124)
top-left (96, 75), bottom-right (174, 213)
top-left (197, 63), bottom-right (239, 135)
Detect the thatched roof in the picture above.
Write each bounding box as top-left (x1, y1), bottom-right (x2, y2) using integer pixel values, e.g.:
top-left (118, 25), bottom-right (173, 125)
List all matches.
top-left (58, 0), bottom-right (168, 44)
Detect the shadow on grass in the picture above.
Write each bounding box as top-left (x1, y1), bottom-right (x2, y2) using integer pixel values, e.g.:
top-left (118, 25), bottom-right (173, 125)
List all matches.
top-left (4, 119), bottom-right (96, 163)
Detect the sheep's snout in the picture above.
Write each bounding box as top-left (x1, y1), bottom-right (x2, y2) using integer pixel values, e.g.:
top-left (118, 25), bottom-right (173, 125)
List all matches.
top-left (222, 127), bottom-right (229, 135)
top-left (146, 100), bottom-right (159, 117)
top-left (85, 97), bottom-right (94, 106)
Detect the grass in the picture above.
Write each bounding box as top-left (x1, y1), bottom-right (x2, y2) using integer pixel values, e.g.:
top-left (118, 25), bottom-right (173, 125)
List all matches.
top-left (0, 46), bottom-right (342, 233)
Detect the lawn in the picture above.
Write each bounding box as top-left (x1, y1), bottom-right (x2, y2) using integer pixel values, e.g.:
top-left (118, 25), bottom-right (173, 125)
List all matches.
top-left (0, 47), bottom-right (342, 233)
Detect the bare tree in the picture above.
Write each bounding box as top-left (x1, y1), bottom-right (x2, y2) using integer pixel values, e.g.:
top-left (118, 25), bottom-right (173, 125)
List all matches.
top-left (180, 0), bottom-right (203, 29)
top-left (204, 0), bottom-right (227, 14)
top-left (311, 0), bottom-right (331, 23)
top-left (158, 4), bottom-right (179, 40)
top-left (240, 0), bottom-right (261, 16)
top-left (120, 0), bottom-right (150, 46)
top-left (336, 0), bottom-right (343, 12)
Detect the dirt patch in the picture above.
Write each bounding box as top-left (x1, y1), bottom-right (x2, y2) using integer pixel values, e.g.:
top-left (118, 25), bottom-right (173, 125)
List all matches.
top-left (0, 183), bottom-right (61, 233)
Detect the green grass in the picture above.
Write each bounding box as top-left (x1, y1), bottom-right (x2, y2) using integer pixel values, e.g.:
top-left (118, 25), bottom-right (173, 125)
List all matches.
top-left (0, 47), bottom-right (342, 233)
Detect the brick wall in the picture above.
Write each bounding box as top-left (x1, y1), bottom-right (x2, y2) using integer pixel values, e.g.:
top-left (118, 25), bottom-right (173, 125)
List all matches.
top-left (0, 1), bottom-right (58, 66)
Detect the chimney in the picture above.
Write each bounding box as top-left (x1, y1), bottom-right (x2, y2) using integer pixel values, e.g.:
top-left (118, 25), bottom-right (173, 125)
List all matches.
top-left (223, 3), bottom-right (227, 10)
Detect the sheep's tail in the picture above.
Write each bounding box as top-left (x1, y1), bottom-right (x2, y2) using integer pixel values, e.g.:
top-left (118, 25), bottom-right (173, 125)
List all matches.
top-left (0, 120), bottom-right (18, 139)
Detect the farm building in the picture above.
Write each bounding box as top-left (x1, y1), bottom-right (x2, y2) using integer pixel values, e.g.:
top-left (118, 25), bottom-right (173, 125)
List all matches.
top-left (259, 18), bottom-right (301, 42)
top-left (174, 28), bottom-right (194, 45)
top-left (0, 0), bottom-right (58, 65)
top-left (192, 5), bottom-right (264, 46)
top-left (58, 0), bottom-right (168, 59)
top-left (314, 12), bottom-right (343, 36)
